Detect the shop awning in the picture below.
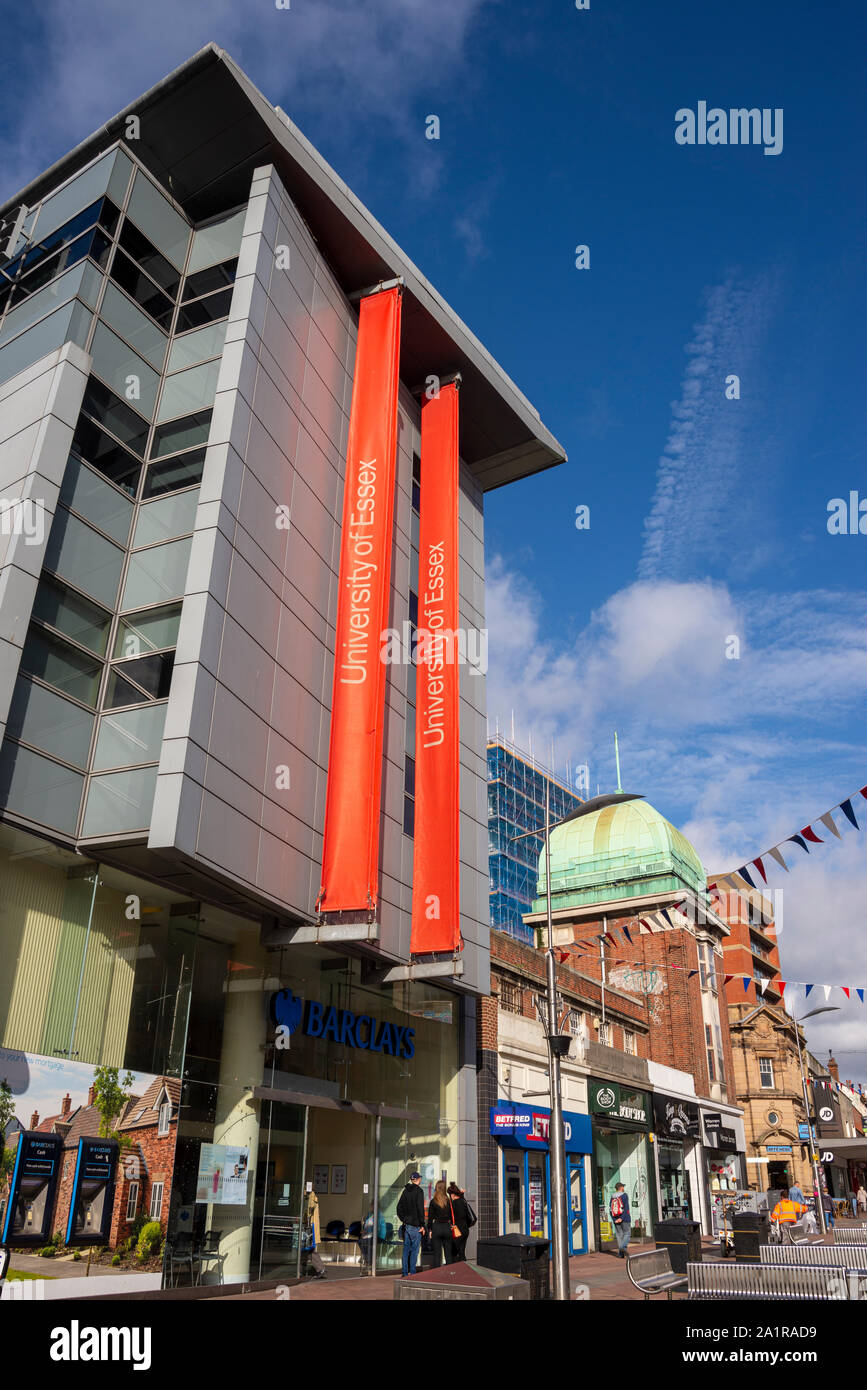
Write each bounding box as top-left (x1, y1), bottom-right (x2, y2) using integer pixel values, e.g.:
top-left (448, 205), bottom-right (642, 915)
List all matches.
top-left (813, 1138), bottom-right (867, 1164)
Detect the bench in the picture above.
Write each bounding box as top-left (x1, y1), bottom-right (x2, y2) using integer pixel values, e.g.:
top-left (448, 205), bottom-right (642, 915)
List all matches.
top-left (626, 1248), bottom-right (687, 1299)
top-left (688, 1261), bottom-right (848, 1300)
top-left (761, 1243), bottom-right (867, 1269)
top-left (784, 1220), bottom-right (825, 1246)
top-left (834, 1227), bottom-right (867, 1245)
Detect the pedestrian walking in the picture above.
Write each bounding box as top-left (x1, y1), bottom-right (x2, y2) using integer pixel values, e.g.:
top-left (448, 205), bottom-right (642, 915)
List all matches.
top-left (848, 1188), bottom-right (858, 1218)
top-left (446, 1182), bottom-right (475, 1262)
top-left (396, 1171), bottom-right (426, 1277)
top-left (815, 1189), bottom-right (835, 1229)
top-left (360, 1202), bottom-right (387, 1269)
top-left (857, 1184), bottom-right (867, 1214)
top-left (609, 1181), bottom-right (631, 1258)
top-left (426, 1179), bottom-right (456, 1267)
top-left (788, 1182), bottom-right (805, 1204)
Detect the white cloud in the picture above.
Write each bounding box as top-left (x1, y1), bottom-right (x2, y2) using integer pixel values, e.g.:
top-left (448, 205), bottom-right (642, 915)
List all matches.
top-left (0, 0), bottom-right (494, 203)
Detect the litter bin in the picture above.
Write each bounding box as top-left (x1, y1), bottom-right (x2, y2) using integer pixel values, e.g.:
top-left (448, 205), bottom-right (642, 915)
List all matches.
top-left (475, 1234), bottom-right (551, 1300)
top-left (732, 1211), bottom-right (770, 1263)
top-left (652, 1219), bottom-right (702, 1275)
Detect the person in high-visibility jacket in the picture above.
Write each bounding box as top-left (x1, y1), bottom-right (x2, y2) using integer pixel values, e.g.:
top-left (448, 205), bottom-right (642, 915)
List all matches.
top-left (771, 1196), bottom-right (808, 1224)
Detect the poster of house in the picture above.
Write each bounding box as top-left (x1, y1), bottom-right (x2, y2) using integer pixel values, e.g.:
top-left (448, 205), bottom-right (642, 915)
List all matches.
top-left (0, 1047), bottom-right (179, 1249)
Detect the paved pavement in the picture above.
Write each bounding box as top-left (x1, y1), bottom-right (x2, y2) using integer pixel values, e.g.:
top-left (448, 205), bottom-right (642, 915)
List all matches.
top-left (8, 1252), bottom-right (129, 1280)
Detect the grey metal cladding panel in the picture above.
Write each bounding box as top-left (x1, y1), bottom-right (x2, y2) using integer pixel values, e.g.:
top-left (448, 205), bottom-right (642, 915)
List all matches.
top-left (270, 666), bottom-right (325, 766)
top-left (236, 466), bottom-right (291, 574)
top-left (225, 547), bottom-right (282, 657)
top-left (243, 412), bottom-right (299, 516)
top-left (217, 613), bottom-right (277, 725)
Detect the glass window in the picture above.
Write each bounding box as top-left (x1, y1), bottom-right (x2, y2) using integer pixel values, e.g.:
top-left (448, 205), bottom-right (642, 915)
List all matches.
top-left (32, 152), bottom-right (117, 246)
top-left (81, 378), bottom-right (150, 457)
top-left (89, 322), bottom-right (159, 418)
top-left (103, 670), bottom-right (151, 710)
top-left (0, 301), bottom-right (91, 390)
top-left (110, 247), bottom-right (174, 329)
top-left (71, 417), bottom-right (142, 496)
top-left (81, 764), bottom-right (159, 836)
top-left (43, 508), bottom-right (125, 608)
top-left (156, 360), bottom-right (220, 423)
top-left (149, 1180), bottom-right (164, 1220)
top-left (59, 455), bottom-right (134, 546)
top-left (187, 206), bottom-right (245, 272)
top-left (166, 319), bottom-right (227, 373)
top-left (150, 411), bottom-right (212, 459)
top-left (182, 260), bottom-right (238, 302)
top-left (114, 603), bottom-right (182, 658)
top-left (403, 755), bottom-right (415, 797)
top-left (6, 677), bottom-right (94, 769)
top-left (133, 489), bottom-right (199, 548)
top-left (403, 795), bottom-right (414, 837)
top-left (6, 227), bottom-right (110, 308)
top-left (0, 743), bottom-right (83, 834)
top-left (93, 703), bottom-right (167, 770)
top-left (106, 652), bottom-right (175, 704)
top-left (143, 447), bottom-right (206, 498)
top-left (158, 1100), bottom-right (171, 1135)
top-left (20, 626), bottom-right (103, 706)
top-left (31, 577), bottom-right (111, 655)
top-left (126, 1182), bottom-right (139, 1221)
top-left (126, 173), bottom-right (190, 271)
top-left (0, 260), bottom-right (91, 346)
top-left (98, 281), bottom-right (168, 370)
top-left (759, 1057), bottom-right (774, 1088)
top-left (121, 537), bottom-right (192, 610)
top-left (107, 148), bottom-right (135, 208)
top-left (175, 288), bottom-right (232, 333)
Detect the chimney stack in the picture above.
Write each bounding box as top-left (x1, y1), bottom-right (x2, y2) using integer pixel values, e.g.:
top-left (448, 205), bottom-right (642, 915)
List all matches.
top-left (60, 1093), bottom-right (72, 1118)
top-left (87, 1085), bottom-right (96, 1107)
top-left (828, 1054), bottom-right (839, 1083)
top-left (29, 1110), bottom-right (39, 1129)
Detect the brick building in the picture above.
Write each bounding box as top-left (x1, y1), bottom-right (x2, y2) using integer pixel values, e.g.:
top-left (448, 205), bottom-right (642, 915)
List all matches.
top-left (477, 792), bottom-right (746, 1249)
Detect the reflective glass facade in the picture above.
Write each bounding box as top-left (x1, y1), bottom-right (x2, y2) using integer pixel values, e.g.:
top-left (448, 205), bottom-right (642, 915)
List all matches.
top-left (487, 740), bottom-right (585, 941)
top-left (0, 143), bottom-right (244, 844)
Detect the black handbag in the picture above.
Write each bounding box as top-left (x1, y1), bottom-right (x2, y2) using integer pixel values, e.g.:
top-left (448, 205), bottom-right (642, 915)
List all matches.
top-left (465, 1199), bottom-right (478, 1228)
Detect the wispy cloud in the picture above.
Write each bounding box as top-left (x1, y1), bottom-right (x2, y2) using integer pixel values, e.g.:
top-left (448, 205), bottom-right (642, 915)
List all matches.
top-left (639, 271), bottom-right (781, 582)
top-left (0, 0), bottom-right (494, 203)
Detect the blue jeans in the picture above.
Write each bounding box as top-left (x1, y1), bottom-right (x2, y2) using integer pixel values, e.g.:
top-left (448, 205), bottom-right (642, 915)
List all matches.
top-left (614, 1221), bottom-right (631, 1253)
top-left (402, 1224), bottom-right (422, 1275)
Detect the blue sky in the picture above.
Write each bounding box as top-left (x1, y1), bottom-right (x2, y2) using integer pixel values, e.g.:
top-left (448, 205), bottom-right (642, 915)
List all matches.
top-left (2, 0), bottom-right (866, 1068)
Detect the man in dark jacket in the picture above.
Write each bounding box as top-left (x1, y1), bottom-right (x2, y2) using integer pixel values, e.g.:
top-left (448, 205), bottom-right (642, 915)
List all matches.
top-left (397, 1172), bottom-right (426, 1276)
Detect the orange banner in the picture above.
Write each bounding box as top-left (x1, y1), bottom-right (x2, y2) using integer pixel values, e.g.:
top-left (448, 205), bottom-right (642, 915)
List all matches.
top-left (411, 380), bottom-right (461, 953)
top-left (319, 286), bottom-right (402, 915)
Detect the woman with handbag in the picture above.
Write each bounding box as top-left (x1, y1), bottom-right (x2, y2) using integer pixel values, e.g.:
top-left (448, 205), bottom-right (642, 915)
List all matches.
top-left (447, 1182), bottom-right (476, 1263)
top-left (426, 1179), bottom-right (456, 1267)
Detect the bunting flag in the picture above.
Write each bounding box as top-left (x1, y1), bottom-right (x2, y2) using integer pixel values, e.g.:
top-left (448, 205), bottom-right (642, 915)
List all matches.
top-left (411, 377), bottom-right (461, 954)
top-left (805, 984), bottom-right (814, 997)
top-left (319, 285), bottom-right (403, 917)
top-left (715, 778), bottom-right (867, 891)
top-left (621, 925), bottom-right (633, 944)
top-left (842, 987), bottom-right (850, 999)
top-left (743, 976), bottom-right (751, 992)
top-left (823, 985), bottom-right (832, 1001)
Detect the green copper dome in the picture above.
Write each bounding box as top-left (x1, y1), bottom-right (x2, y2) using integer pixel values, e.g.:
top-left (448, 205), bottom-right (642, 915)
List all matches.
top-left (533, 797), bottom-right (706, 911)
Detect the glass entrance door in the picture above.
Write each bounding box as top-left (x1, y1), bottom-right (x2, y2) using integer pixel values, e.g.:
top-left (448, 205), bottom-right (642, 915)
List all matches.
top-left (527, 1155), bottom-right (548, 1239)
top-left (569, 1160), bottom-right (586, 1254)
top-left (250, 1099), bottom-right (307, 1282)
top-left (304, 1107), bottom-right (376, 1276)
top-left (503, 1158), bottom-right (523, 1234)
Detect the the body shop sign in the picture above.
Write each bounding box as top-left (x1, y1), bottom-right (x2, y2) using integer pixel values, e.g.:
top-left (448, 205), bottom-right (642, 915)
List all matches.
top-left (590, 1080), bottom-right (649, 1126)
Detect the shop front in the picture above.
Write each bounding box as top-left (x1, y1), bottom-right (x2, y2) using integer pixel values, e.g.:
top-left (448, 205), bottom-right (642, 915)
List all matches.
top-left (0, 827), bottom-right (467, 1285)
top-left (702, 1112), bottom-right (744, 1235)
top-left (652, 1094), bottom-right (701, 1221)
top-left (490, 1101), bottom-right (592, 1255)
top-left (589, 1079), bottom-right (655, 1248)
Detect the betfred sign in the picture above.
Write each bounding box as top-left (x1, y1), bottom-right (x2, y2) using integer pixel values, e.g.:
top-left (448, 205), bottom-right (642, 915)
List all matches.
top-left (489, 1104), bottom-right (593, 1154)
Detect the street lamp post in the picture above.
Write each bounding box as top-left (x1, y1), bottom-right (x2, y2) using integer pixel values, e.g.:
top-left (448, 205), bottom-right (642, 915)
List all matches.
top-left (792, 1006), bottom-right (840, 1236)
top-left (510, 782), bottom-right (572, 1301)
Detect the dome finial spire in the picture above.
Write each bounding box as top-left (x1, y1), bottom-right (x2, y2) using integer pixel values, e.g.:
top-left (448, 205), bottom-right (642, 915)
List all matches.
top-left (614, 730), bottom-right (622, 794)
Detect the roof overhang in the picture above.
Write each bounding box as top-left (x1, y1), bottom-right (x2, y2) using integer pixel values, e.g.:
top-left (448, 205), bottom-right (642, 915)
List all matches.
top-left (0, 44), bottom-right (566, 493)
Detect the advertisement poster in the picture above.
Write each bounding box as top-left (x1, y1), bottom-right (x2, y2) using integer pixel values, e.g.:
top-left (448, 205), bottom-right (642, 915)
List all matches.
top-left (313, 1164), bottom-right (329, 1194)
top-left (195, 1144), bottom-right (249, 1205)
top-left (529, 1171), bottom-right (543, 1236)
top-left (0, 1047), bottom-right (173, 1247)
top-left (331, 1164), bottom-right (347, 1194)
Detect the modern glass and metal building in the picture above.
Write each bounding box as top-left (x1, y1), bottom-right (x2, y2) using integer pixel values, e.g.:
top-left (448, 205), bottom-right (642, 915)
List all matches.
top-left (487, 737), bottom-right (584, 942)
top-left (0, 46), bottom-right (565, 1283)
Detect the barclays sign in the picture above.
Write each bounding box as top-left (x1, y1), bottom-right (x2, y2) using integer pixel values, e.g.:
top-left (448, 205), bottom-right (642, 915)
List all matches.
top-left (269, 990), bottom-right (415, 1059)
